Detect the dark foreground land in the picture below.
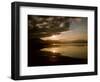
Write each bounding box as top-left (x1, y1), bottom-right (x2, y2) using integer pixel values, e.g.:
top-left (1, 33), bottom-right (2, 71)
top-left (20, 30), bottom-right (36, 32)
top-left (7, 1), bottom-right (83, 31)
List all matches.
top-left (28, 50), bottom-right (87, 66)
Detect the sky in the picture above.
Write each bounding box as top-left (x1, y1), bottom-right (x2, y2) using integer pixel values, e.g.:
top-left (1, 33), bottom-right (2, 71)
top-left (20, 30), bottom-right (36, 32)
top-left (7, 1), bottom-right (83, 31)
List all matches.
top-left (28, 15), bottom-right (87, 41)
top-left (41, 17), bottom-right (87, 41)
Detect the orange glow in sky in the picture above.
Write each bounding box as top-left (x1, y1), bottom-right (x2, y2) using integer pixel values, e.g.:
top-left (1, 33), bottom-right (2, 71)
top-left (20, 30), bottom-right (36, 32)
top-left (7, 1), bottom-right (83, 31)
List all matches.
top-left (42, 35), bottom-right (60, 40)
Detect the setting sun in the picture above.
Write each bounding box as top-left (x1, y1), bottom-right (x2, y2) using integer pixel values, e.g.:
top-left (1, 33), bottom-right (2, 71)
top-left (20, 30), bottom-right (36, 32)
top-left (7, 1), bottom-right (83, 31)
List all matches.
top-left (51, 35), bottom-right (56, 39)
top-left (41, 35), bottom-right (60, 40)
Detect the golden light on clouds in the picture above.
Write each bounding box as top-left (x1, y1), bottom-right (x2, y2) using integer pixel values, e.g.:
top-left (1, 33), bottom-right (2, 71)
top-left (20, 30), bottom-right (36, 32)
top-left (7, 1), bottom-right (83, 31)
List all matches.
top-left (41, 30), bottom-right (87, 41)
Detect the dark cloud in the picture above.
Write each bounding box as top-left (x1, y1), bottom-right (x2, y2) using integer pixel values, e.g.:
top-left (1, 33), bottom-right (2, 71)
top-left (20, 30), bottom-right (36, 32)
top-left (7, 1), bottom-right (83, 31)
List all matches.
top-left (28, 15), bottom-right (86, 38)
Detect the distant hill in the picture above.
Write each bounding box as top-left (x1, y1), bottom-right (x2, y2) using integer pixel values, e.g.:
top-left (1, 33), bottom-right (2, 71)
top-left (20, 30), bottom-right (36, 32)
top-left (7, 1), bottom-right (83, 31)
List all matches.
top-left (43, 39), bottom-right (87, 44)
top-left (28, 38), bottom-right (87, 49)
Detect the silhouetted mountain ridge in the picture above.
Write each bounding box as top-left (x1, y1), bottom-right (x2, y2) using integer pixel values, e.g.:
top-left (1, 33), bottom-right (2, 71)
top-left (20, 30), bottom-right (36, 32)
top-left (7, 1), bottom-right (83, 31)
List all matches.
top-left (42, 39), bottom-right (87, 44)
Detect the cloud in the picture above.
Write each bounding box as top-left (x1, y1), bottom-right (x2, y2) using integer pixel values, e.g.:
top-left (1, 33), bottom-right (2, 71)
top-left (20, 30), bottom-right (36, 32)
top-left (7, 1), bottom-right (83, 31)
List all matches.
top-left (28, 15), bottom-right (70, 38)
top-left (28, 15), bottom-right (87, 38)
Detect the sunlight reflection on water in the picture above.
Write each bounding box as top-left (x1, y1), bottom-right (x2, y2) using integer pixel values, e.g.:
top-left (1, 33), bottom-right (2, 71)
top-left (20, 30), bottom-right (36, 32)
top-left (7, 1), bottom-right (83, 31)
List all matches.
top-left (41, 43), bottom-right (87, 59)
